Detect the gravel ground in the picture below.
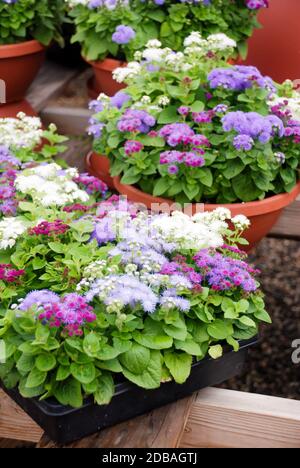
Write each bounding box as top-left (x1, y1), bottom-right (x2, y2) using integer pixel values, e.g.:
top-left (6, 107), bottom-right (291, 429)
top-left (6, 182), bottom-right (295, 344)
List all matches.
top-left (222, 238), bottom-right (300, 400)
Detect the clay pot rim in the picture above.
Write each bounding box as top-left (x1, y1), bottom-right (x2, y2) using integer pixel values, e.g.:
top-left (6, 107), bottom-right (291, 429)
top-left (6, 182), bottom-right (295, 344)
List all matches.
top-left (113, 175), bottom-right (300, 216)
top-left (83, 55), bottom-right (126, 72)
top-left (0, 40), bottom-right (45, 59)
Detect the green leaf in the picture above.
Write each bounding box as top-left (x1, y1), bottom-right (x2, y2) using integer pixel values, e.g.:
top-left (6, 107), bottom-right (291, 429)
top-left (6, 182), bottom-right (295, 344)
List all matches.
top-left (122, 350), bottom-right (162, 389)
top-left (119, 343), bottom-right (151, 375)
top-left (163, 317), bottom-right (187, 341)
top-left (35, 354), bottom-right (56, 372)
top-left (238, 316), bottom-right (256, 328)
top-left (158, 106), bottom-right (181, 124)
top-left (134, 331), bottom-right (173, 350)
top-left (174, 339), bottom-right (203, 356)
top-left (254, 309), bottom-right (272, 324)
top-left (153, 178), bottom-right (169, 197)
top-left (94, 373), bottom-right (114, 405)
top-left (16, 354), bottom-right (35, 374)
top-left (164, 352), bottom-right (192, 384)
top-left (70, 362), bottom-right (96, 385)
top-left (25, 367), bottom-right (47, 389)
top-left (56, 365), bottom-right (71, 382)
top-left (208, 345), bottom-right (223, 360)
top-left (207, 320), bottom-right (233, 340)
top-left (83, 333), bottom-right (101, 357)
top-left (54, 378), bottom-right (83, 408)
top-left (19, 378), bottom-right (44, 399)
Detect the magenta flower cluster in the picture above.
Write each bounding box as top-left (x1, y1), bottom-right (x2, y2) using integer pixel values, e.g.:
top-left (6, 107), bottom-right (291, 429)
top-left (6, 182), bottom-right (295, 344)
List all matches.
top-left (161, 249), bottom-right (259, 294)
top-left (0, 264), bottom-right (25, 283)
top-left (29, 220), bottom-right (70, 237)
top-left (74, 173), bottom-right (108, 198)
top-left (158, 122), bottom-right (210, 172)
top-left (20, 290), bottom-right (96, 337)
top-left (193, 250), bottom-right (259, 292)
top-left (117, 109), bottom-right (156, 133)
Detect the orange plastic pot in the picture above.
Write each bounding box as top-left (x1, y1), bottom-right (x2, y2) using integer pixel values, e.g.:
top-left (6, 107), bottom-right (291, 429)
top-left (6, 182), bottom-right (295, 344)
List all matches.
top-left (242, 0), bottom-right (300, 82)
top-left (113, 176), bottom-right (300, 251)
top-left (84, 57), bottom-right (126, 97)
top-left (0, 99), bottom-right (38, 118)
top-left (0, 40), bottom-right (45, 103)
top-left (85, 151), bottom-right (115, 189)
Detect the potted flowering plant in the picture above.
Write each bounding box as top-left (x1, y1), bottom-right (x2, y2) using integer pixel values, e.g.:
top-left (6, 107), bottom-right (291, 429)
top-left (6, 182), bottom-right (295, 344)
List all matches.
top-left (67, 0), bottom-right (267, 97)
top-left (67, 0), bottom-right (146, 96)
top-left (0, 0), bottom-right (65, 108)
top-left (0, 173), bottom-right (270, 442)
top-left (88, 35), bottom-right (300, 250)
top-left (136, 0), bottom-right (268, 58)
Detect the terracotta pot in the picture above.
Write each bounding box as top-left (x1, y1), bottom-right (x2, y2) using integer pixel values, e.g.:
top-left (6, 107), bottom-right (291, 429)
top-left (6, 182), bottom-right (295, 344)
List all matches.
top-left (85, 151), bottom-right (115, 189)
top-left (242, 0), bottom-right (300, 82)
top-left (0, 99), bottom-right (38, 118)
top-left (113, 176), bottom-right (300, 251)
top-left (84, 57), bottom-right (126, 97)
top-left (0, 40), bottom-right (45, 103)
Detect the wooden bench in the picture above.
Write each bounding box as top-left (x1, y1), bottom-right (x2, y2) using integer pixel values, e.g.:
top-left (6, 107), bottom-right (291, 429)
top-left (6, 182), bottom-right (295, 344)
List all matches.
top-left (1, 387), bottom-right (300, 448)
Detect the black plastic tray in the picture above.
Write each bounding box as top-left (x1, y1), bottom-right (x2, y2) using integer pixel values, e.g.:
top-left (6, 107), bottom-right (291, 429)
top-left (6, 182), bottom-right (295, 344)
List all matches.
top-left (1, 337), bottom-right (257, 444)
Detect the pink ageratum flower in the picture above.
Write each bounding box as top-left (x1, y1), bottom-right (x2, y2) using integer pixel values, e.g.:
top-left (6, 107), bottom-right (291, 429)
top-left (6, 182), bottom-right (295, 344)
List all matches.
top-left (0, 264), bottom-right (25, 283)
top-left (29, 220), bottom-right (70, 237)
top-left (124, 140), bottom-right (144, 156)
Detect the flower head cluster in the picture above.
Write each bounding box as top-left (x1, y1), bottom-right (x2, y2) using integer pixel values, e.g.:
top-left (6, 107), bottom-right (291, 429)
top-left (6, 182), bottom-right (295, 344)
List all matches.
top-left (193, 250), bottom-right (259, 292)
top-left (117, 109), bottom-right (156, 133)
top-left (18, 290), bottom-right (96, 337)
top-left (222, 111), bottom-right (285, 149)
top-left (0, 217), bottom-right (27, 250)
top-left (29, 220), bottom-right (70, 237)
top-left (0, 169), bottom-right (18, 217)
top-left (0, 264), bottom-right (25, 283)
top-left (74, 173), bottom-right (108, 198)
top-left (14, 163), bottom-right (89, 208)
top-left (0, 113), bottom-right (43, 149)
top-left (208, 65), bottom-right (275, 93)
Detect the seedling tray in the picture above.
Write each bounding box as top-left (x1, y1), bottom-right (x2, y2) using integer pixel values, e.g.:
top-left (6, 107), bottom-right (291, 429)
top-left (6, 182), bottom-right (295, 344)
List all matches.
top-left (1, 337), bottom-right (257, 444)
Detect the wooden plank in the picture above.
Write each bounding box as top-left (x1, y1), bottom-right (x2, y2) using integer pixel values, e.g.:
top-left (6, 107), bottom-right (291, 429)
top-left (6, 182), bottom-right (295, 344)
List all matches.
top-left (26, 62), bottom-right (81, 112)
top-left (40, 106), bottom-right (92, 136)
top-left (180, 388), bottom-right (300, 449)
top-left (37, 395), bottom-right (196, 448)
top-left (270, 200), bottom-right (300, 240)
top-left (0, 389), bottom-right (43, 443)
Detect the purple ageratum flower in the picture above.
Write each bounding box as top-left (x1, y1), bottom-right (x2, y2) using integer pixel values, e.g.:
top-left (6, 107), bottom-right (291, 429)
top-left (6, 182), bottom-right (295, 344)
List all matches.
top-left (91, 217), bottom-right (117, 245)
top-left (222, 111), bottom-right (285, 145)
top-left (124, 140), bottom-right (144, 155)
top-left (118, 109), bottom-right (156, 133)
top-left (193, 250), bottom-right (259, 293)
top-left (233, 134), bottom-right (254, 151)
top-left (110, 91), bottom-right (131, 109)
top-left (0, 145), bottom-right (20, 169)
top-left (19, 290), bottom-right (60, 311)
top-left (208, 65), bottom-right (275, 93)
top-left (86, 274), bottom-right (159, 314)
top-left (112, 25), bottom-right (136, 45)
top-left (159, 123), bottom-right (195, 146)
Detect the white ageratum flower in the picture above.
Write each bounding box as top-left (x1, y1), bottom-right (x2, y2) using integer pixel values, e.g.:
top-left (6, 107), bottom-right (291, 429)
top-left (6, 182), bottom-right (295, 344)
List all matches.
top-left (232, 215), bottom-right (251, 230)
top-left (0, 217), bottom-right (27, 250)
top-left (151, 211), bottom-right (225, 251)
top-left (113, 61), bottom-right (141, 83)
top-left (207, 33), bottom-right (237, 52)
top-left (0, 112), bottom-right (43, 149)
top-left (14, 163), bottom-right (89, 208)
